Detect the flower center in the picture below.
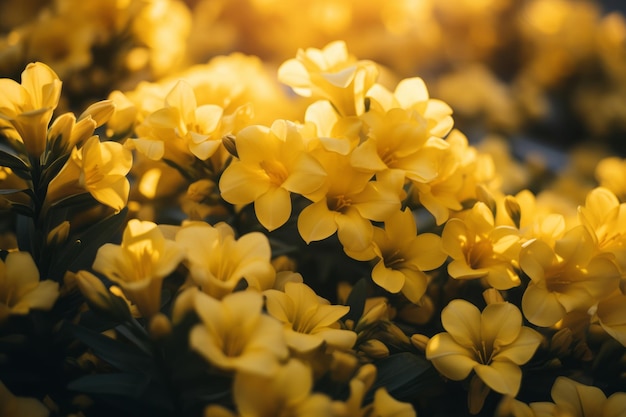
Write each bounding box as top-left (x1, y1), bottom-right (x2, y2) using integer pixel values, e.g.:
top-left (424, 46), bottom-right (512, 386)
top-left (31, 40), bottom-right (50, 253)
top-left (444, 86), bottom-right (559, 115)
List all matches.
top-left (260, 159), bottom-right (289, 185)
top-left (328, 194), bottom-right (352, 213)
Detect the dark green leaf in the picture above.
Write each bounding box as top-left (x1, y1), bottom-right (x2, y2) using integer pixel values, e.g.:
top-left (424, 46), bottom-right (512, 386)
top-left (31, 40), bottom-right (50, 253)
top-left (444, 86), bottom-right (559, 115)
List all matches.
top-left (344, 278), bottom-right (368, 323)
top-left (64, 321), bottom-right (155, 375)
top-left (369, 352), bottom-right (438, 402)
top-left (0, 150), bottom-right (31, 180)
top-left (67, 372), bottom-right (150, 398)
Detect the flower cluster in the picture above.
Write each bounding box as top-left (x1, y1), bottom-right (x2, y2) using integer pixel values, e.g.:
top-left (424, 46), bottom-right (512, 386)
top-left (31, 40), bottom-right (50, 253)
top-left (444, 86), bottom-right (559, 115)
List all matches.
top-left (1, 5), bottom-right (626, 417)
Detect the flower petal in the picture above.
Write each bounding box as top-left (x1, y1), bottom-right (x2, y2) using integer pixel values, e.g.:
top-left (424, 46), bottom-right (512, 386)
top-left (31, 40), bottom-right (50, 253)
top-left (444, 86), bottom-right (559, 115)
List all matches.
top-left (474, 361), bottom-right (521, 396)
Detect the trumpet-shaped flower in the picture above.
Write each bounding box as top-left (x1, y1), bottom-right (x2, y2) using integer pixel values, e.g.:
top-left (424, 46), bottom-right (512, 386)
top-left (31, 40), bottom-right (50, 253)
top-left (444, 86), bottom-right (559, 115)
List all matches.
top-left (190, 290), bottom-right (288, 376)
top-left (264, 282), bottom-right (356, 352)
top-left (297, 151), bottom-right (404, 253)
top-left (426, 300), bottom-right (542, 396)
top-left (529, 376), bottom-right (626, 417)
top-left (92, 219), bottom-right (185, 318)
top-left (219, 120), bottom-right (327, 231)
top-left (0, 252), bottom-right (59, 323)
top-left (278, 40), bottom-right (379, 116)
top-left (45, 136), bottom-right (133, 212)
top-left (0, 62), bottom-right (62, 159)
top-left (519, 225), bottom-right (620, 327)
top-left (175, 222), bottom-right (275, 299)
top-left (347, 208), bottom-right (447, 303)
top-left (442, 201), bottom-right (522, 290)
top-left (205, 359), bottom-right (336, 417)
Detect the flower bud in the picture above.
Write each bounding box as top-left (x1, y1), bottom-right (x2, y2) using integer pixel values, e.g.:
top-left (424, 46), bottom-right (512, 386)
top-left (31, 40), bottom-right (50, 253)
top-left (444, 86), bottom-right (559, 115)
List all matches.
top-left (187, 179), bottom-right (215, 203)
top-left (222, 134), bottom-right (238, 158)
top-left (330, 350), bottom-right (359, 383)
top-left (79, 100), bottom-right (115, 128)
top-left (504, 195), bottom-right (521, 229)
top-left (483, 288), bottom-right (505, 305)
top-left (149, 313), bottom-right (172, 339)
top-left (410, 334), bottom-right (430, 352)
top-left (46, 221), bottom-right (70, 247)
top-left (359, 339), bottom-right (389, 359)
top-left (550, 328), bottom-right (573, 356)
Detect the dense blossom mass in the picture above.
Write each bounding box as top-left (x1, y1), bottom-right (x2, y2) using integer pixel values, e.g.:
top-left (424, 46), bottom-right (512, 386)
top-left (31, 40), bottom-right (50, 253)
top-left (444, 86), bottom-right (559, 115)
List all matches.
top-left (1, 1), bottom-right (626, 416)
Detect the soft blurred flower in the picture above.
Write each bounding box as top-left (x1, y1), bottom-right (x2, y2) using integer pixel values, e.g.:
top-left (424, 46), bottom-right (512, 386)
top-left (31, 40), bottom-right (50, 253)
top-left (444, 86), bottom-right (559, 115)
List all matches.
top-left (278, 40), bottom-right (379, 116)
top-left (529, 376), bottom-right (626, 417)
top-left (92, 219), bottom-right (185, 318)
top-left (594, 290), bottom-right (626, 347)
top-left (0, 251), bottom-right (59, 324)
top-left (442, 201), bottom-right (522, 290)
top-left (595, 157), bottom-right (626, 200)
top-left (0, 62), bottom-right (62, 159)
top-left (205, 358), bottom-right (336, 417)
top-left (219, 120), bottom-right (327, 231)
top-left (191, 290), bottom-right (288, 375)
top-left (347, 208), bottom-right (447, 303)
top-left (45, 136), bottom-right (133, 212)
top-left (426, 300), bottom-right (542, 396)
top-left (264, 281), bottom-right (356, 352)
top-left (520, 225), bottom-right (620, 327)
top-left (0, 380), bottom-right (49, 417)
top-left (175, 222), bottom-right (275, 299)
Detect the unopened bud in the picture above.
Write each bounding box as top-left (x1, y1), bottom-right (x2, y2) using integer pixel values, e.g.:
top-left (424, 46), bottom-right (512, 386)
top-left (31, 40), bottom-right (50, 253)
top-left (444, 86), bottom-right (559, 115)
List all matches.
top-left (330, 350), bottom-right (359, 383)
top-left (483, 288), bottom-right (504, 305)
top-left (410, 334), bottom-right (430, 352)
top-left (504, 195), bottom-right (521, 229)
top-left (149, 313), bottom-right (172, 339)
top-left (359, 339), bottom-right (389, 359)
top-left (187, 179), bottom-right (215, 202)
top-left (75, 270), bottom-right (111, 312)
top-left (222, 134), bottom-right (238, 158)
top-left (47, 221), bottom-right (70, 246)
top-left (398, 297), bottom-right (434, 325)
top-left (476, 184), bottom-right (497, 216)
top-left (79, 100), bottom-right (115, 128)
top-left (271, 255), bottom-right (297, 273)
top-left (550, 328), bottom-right (573, 356)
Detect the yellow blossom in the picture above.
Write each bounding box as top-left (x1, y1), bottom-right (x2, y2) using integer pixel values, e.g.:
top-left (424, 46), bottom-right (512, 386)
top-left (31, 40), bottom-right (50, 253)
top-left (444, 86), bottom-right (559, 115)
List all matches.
top-left (264, 282), bottom-right (356, 352)
top-left (442, 201), bottom-right (522, 290)
top-left (519, 225), bottom-right (620, 327)
top-left (190, 290), bottom-right (288, 375)
top-left (529, 376), bottom-right (626, 417)
top-left (367, 76), bottom-right (454, 138)
top-left (347, 208), bottom-right (447, 303)
top-left (426, 299), bottom-right (542, 396)
top-left (175, 222), bottom-right (275, 299)
top-left (0, 251), bottom-right (59, 323)
top-left (594, 290), bottom-right (626, 347)
top-left (92, 219), bottom-right (185, 318)
top-left (205, 358), bottom-right (336, 417)
top-left (45, 136), bottom-right (133, 212)
top-left (131, 80), bottom-right (226, 162)
top-left (219, 120), bottom-right (327, 231)
top-left (297, 151), bottom-right (404, 253)
top-left (352, 106), bottom-right (450, 183)
top-left (0, 62), bottom-right (62, 159)
top-left (278, 40), bottom-right (379, 116)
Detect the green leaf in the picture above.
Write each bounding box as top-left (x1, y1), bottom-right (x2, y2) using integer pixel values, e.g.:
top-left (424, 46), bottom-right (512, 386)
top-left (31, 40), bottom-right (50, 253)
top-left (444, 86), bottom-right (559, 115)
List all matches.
top-left (67, 372), bottom-right (150, 398)
top-left (64, 321), bottom-right (155, 375)
top-left (369, 352), bottom-right (438, 402)
top-left (0, 150), bottom-right (31, 180)
top-left (344, 278), bottom-right (367, 323)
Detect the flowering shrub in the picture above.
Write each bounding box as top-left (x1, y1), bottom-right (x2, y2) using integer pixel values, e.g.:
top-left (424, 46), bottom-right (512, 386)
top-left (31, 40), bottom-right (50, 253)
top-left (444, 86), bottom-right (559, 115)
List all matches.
top-left (1, 2), bottom-right (626, 417)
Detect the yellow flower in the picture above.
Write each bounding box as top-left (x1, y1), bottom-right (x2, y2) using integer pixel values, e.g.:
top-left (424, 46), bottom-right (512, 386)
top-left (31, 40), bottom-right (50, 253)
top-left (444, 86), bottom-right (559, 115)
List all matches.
top-left (426, 299), bottom-right (542, 396)
top-left (175, 222), bottom-right (275, 299)
top-left (442, 201), bottom-right (522, 290)
top-left (0, 380), bottom-right (49, 417)
top-left (530, 376), bottom-right (626, 417)
top-left (297, 151), bottom-right (404, 253)
top-left (219, 120), bottom-right (327, 231)
top-left (519, 225), bottom-right (620, 327)
top-left (278, 40), bottom-right (379, 116)
top-left (0, 62), bottom-right (62, 158)
top-left (131, 80), bottom-right (226, 162)
top-left (45, 136), bottom-right (133, 212)
top-left (336, 363), bottom-right (416, 417)
top-left (351, 106), bottom-right (450, 183)
top-left (190, 290), bottom-right (288, 375)
top-left (347, 208), bottom-right (447, 303)
top-left (92, 219), bottom-right (185, 318)
top-left (264, 282), bottom-right (356, 352)
top-left (595, 156), bottom-right (626, 200)
top-left (367, 76), bottom-right (454, 138)
top-left (0, 252), bottom-right (59, 323)
top-left (593, 290), bottom-right (626, 347)
top-left (205, 359), bottom-right (336, 417)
